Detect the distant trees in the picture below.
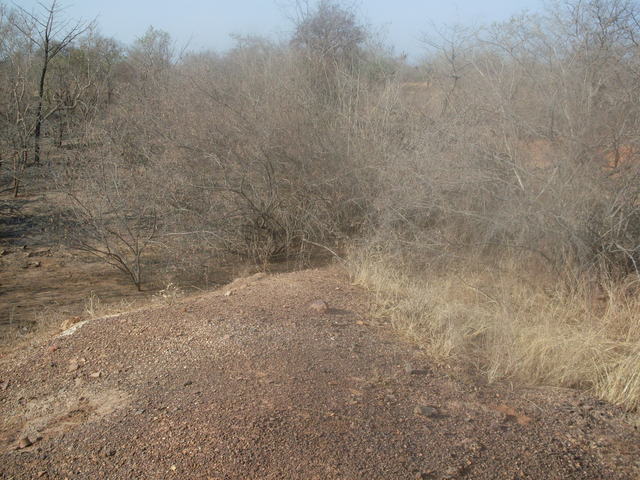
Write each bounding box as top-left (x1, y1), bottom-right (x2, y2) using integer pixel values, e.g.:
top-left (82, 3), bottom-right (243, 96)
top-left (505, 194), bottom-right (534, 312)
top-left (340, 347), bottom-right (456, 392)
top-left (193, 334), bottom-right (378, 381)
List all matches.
top-left (0, 1), bottom-right (93, 196)
top-left (393, 0), bottom-right (640, 278)
top-left (46, 34), bottom-right (123, 145)
top-left (291, 0), bottom-right (366, 65)
top-left (290, 0), bottom-right (371, 100)
top-left (10, 0), bottom-right (91, 164)
top-left (0, 6), bottom-right (30, 195)
top-left (2, 0), bottom-right (640, 289)
top-left (128, 26), bottom-right (173, 80)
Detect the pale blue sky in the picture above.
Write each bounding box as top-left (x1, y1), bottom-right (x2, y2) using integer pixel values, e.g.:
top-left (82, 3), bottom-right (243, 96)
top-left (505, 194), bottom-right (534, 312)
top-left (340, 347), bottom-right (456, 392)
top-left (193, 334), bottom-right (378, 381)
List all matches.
top-left (14, 1), bottom-right (542, 59)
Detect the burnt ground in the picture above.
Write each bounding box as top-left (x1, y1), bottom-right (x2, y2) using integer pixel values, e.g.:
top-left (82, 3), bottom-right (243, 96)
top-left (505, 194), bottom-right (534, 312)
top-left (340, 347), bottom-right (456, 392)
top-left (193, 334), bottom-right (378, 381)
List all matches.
top-left (0, 195), bottom-right (152, 336)
top-left (0, 267), bottom-right (639, 479)
top-left (0, 193), bottom-right (238, 344)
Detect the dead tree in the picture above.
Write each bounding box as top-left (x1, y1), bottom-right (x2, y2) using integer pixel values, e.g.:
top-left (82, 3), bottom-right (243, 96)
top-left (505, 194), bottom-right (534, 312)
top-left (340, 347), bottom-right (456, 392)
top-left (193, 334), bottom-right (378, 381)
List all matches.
top-left (11, 1), bottom-right (91, 164)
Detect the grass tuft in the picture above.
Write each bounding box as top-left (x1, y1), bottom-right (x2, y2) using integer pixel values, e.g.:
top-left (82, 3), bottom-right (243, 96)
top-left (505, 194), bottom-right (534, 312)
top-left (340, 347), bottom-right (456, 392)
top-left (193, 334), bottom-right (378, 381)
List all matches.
top-left (349, 250), bottom-right (640, 411)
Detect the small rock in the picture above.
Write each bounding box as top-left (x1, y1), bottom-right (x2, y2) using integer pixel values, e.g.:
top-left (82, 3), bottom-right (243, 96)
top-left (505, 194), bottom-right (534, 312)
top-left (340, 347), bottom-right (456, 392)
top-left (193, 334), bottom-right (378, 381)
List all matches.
top-left (27, 261), bottom-right (41, 268)
top-left (459, 439), bottom-right (484, 452)
top-left (105, 448), bottom-right (116, 457)
top-left (47, 345), bottom-right (58, 353)
top-left (442, 466), bottom-right (461, 479)
top-left (27, 249), bottom-right (50, 258)
top-left (67, 360), bottom-right (79, 372)
top-left (183, 380), bottom-right (193, 386)
top-left (224, 290), bottom-right (233, 297)
top-left (60, 316), bottom-right (82, 330)
top-left (89, 372), bottom-right (101, 378)
top-left (414, 405), bottom-right (439, 418)
top-left (494, 404), bottom-right (532, 426)
top-left (0, 380), bottom-right (9, 391)
top-left (249, 272), bottom-right (267, 281)
top-left (404, 363), bottom-right (429, 375)
top-left (309, 300), bottom-right (329, 314)
top-left (17, 436), bottom-right (32, 449)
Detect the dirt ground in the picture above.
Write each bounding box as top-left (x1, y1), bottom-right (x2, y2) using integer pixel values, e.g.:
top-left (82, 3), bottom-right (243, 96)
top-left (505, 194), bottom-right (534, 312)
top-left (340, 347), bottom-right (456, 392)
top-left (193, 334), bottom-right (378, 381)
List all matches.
top-left (0, 242), bottom-right (151, 332)
top-left (0, 193), bottom-right (239, 345)
top-left (1, 267), bottom-right (638, 479)
top-left (0, 195), bottom-right (153, 335)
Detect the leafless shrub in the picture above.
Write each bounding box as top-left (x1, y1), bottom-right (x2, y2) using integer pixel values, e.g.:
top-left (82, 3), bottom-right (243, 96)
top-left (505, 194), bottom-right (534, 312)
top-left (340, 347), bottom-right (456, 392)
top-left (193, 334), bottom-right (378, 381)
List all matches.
top-left (348, 0), bottom-right (640, 410)
top-left (358, 1), bottom-right (640, 285)
top-left (59, 152), bottom-right (159, 291)
top-left (148, 25), bottom-right (398, 269)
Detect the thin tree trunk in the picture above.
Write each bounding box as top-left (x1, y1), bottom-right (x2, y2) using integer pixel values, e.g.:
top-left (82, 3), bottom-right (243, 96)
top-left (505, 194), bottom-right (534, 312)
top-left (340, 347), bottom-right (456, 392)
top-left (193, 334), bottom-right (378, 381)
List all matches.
top-left (33, 58), bottom-right (48, 165)
top-left (12, 154), bottom-right (19, 198)
top-left (13, 151), bottom-right (27, 198)
top-left (57, 113), bottom-right (64, 147)
top-left (135, 253), bottom-right (142, 291)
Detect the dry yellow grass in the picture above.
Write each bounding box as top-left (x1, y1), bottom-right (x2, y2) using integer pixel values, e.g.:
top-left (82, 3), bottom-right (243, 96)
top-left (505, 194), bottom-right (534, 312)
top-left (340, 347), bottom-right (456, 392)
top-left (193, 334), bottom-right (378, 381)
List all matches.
top-left (349, 251), bottom-right (640, 411)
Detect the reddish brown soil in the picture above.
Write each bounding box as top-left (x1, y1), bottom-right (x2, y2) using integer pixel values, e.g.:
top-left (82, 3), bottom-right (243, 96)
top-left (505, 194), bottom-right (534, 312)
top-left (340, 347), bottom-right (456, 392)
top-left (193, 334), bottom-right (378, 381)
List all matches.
top-left (0, 193), bottom-right (234, 344)
top-left (0, 194), bottom-right (155, 337)
top-left (0, 268), bottom-right (639, 479)
top-left (0, 244), bottom-right (151, 330)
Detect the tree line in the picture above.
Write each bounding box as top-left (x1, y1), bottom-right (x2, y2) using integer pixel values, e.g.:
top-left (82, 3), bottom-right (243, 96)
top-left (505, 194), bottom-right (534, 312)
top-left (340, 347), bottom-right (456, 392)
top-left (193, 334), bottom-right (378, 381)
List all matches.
top-left (1, 0), bottom-right (640, 291)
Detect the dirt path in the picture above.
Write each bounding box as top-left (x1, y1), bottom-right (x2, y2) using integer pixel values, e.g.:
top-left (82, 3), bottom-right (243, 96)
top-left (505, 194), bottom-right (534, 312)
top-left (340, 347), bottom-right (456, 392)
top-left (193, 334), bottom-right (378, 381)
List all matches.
top-left (1, 267), bottom-right (639, 479)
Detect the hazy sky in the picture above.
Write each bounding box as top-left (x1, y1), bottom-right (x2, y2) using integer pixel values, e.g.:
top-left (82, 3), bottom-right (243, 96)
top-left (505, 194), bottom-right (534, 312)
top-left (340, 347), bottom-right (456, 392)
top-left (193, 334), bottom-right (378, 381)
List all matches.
top-left (14, 1), bottom-right (542, 59)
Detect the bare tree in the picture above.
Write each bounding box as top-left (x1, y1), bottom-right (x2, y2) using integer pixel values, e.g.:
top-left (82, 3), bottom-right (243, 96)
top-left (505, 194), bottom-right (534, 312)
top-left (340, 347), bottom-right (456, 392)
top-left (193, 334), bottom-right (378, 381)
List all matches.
top-left (10, 0), bottom-right (92, 164)
top-left (420, 22), bottom-right (477, 115)
top-left (61, 154), bottom-right (159, 291)
top-left (0, 6), bottom-right (36, 196)
top-left (291, 0), bottom-right (366, 64)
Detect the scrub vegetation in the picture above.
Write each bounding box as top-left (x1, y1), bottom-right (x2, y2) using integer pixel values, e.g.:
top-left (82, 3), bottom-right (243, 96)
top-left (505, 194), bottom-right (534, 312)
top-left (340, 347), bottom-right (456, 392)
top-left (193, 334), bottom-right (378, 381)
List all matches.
top-left (2, 0), bottom-right (640, 410)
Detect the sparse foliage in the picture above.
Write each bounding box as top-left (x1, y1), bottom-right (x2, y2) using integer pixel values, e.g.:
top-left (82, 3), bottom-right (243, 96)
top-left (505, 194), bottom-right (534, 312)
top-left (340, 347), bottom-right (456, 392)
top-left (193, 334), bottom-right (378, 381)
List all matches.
top-left (291, 0), bottom-right (366, 64)
top-left (10, 0), bottom-right (92, 164)
top-left (2, 0), bottom-right (640, 409)
top-left (61, 154), bottom-right (159, 291)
